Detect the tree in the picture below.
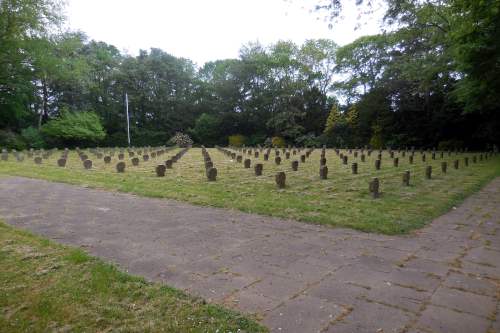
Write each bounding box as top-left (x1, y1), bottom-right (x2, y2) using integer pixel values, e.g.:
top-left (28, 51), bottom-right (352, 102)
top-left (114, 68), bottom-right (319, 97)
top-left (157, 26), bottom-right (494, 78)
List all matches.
top-left (324, 104), bottom-right (342, 135)
top-left (450, 0), bottom-right (500, 113)
top-left (0, 0), bottom-right (64, 130)
top-left (41, 110), bottom-right (106, 146)
top-left (192, 113), bottom-right (221, 146)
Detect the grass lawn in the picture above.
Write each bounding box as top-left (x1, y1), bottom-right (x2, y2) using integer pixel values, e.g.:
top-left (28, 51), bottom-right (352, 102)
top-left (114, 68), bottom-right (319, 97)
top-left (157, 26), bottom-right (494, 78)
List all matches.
top-left (0, 221), bottom-right (266, 332)
top-left (1, 148), bottom-right (499, 234)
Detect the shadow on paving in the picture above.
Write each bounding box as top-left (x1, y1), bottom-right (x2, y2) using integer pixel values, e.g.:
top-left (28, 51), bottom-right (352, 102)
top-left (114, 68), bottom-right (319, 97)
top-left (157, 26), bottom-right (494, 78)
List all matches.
top-left (0, 176), bottom-right (499, 333)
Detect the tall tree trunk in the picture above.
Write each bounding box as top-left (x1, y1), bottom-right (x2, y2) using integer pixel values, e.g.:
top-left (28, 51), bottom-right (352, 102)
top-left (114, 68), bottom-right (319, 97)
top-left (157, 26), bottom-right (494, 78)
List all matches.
top-left (38, 76), bottom-right (49, 129)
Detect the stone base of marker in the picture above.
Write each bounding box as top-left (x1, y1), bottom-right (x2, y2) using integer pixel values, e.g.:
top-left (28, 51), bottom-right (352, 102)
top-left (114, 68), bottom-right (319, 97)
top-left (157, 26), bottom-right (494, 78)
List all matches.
top-left (116, 162), bottom-right (126, 173)
top-left (393, 158), bottom-right (399, 167)
top-left (206, 167), bottom-right (217, 181)
top-left (264, 154), bottom-right (269, 161)
top-left (351, 162), bottom-right (358, 174)
top-left (441, 161), bottom-right (447, 173)
top-left (244, 159), bottom-right (251, 168)
top-left (454, 160), bottom-right (459, 169)
top-left (275, 156), bottom-right (281, 165)
top-left (291, 160), bottom-right (299, 171)
top-left (375, 159), bottom-right (381, 170)
top-left (369, 178), bottom-right (380, 198)
top-left (300, 155), bottom-right (306, 163)
top-left (104, 156), bottom-right (111, 164)
top-left (34, 157), bottom-right (42, 164)
top-left (156, 165), bottom-right (166, 177)
top-left (319, 165), bottom-right (328, 179)
top-left (254, 163), bottom-right (263, 176)
top-left (131, 157), bottom-right (139, 166)
top-left (275, 171), bottom-right (286, 188)
top-left (165, 159), bottom-right (173, 169)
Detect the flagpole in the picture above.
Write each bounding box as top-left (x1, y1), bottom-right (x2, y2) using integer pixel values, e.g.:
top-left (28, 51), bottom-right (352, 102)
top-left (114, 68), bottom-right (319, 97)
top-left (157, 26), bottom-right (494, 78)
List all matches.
top-left (125, 92), bottom-right (131, 146)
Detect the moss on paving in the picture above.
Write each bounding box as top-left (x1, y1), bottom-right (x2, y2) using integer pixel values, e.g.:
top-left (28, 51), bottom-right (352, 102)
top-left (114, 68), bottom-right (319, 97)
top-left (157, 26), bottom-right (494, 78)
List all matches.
top-left (1, 148), bottom-right (499, 234)
top-left (0, 221), bottom-right (266, 332)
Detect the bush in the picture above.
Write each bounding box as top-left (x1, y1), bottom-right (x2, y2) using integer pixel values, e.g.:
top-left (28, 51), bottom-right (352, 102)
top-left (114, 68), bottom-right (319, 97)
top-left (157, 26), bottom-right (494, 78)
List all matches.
top-left (0, 130), bottom-right (26, 150)
top-left (228, 134), bottom-right (247, 147)
top-left (21, 127), bottom-right (45, 149)
top-left (168, 132), bottom-right (193, 147)
top-left (295, 133), bottom-right (321, 147)
top-left (369, 124), bottom-right (383, 149)
top-left (247, 134), bottom-right (266, 146)
top-left (131, 129), bottom-right (168, 147)
top-left (271, 136), bottom-right (286, 148)
top-left (438, 140), bottom-right (464, 151)
top-left (41, 110), bottom-right (106, 146)
top-left (103, 131), bottom-right (128, 147)
top-left (192, 113), bottom-right (221, 146)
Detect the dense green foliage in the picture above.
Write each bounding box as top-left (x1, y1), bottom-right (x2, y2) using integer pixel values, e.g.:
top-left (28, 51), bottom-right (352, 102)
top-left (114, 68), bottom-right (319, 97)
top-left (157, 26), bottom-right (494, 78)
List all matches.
top-left (41, 110), bottom-right (106, 145)
top-left (0, 0), bottom-right (499, 149)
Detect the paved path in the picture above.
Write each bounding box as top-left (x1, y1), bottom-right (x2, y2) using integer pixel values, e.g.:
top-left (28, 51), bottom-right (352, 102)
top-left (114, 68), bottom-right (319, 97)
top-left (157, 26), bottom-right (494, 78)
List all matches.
top-left (0, 177), bottom-right (499, 333)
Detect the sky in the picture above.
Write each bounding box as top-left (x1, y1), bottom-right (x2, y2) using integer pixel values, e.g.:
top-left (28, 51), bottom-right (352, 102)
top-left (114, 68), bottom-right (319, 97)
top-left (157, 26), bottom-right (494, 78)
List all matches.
top-left (65, 0), bottom-right (385, 66)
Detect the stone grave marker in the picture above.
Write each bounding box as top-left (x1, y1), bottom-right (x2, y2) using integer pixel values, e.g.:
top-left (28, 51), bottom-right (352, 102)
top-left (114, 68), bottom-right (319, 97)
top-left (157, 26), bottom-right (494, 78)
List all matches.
top-left (156, 165), bottom-right (166, 177)
top-left (254, 163), bottom-right (263, 176)
top-left (83, 159), bottom-right (92, 169)
top-left (320, 165), bottom-right (328, 179)
top-left (57, 158), bottom-right (66, 167)
top-left (402, 170), bottom-right (410, 186)
top-left (275, 172), bottom-right (286, 188)
top-left (369, 178), bottom-right (380, 198)
top-left (206, 167), bottom-right (217, 181)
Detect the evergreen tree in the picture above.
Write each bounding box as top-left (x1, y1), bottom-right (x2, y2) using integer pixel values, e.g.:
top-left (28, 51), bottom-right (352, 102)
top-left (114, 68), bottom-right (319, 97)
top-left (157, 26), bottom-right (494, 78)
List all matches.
top-left (323, 104), bottom-right (342, 135)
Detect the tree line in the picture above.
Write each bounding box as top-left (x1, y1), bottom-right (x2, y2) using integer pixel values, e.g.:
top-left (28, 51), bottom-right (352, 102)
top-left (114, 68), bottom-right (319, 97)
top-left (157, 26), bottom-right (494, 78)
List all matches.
top-left (1, 0), bottom-right (498, 150)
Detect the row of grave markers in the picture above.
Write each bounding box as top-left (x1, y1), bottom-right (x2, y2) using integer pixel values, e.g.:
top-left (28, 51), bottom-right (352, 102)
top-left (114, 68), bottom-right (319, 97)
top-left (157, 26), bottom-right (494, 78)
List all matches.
top-left (2, 147), bottom-right (497, 198)
top-left (218, 146), bottom-right (496, 196)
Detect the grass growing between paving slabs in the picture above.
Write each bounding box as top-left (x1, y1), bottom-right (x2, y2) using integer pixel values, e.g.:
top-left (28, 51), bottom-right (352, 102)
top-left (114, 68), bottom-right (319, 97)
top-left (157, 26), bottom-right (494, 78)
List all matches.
top-left (1, 148), bottom-right (499, 234)
top-left (0, 221), bottom-right (266, 333)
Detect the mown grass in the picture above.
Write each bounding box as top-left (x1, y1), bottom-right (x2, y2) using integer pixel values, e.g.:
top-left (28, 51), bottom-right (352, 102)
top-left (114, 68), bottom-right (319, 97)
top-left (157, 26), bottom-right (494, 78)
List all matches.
top-left (1, 148), bottom-right (499, 234)
top-left (0, 221), bottom-right (266, 332)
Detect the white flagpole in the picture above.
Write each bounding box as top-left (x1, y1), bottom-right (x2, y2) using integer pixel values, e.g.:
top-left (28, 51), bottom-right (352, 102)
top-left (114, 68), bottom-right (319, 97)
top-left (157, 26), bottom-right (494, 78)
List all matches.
top-left (125, 93), bottom-right (131, 146)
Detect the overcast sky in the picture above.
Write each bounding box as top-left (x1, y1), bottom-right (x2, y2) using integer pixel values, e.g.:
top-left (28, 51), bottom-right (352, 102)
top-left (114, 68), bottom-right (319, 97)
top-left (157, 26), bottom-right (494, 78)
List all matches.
top-left (65, 0), bottom-right (384, 66)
